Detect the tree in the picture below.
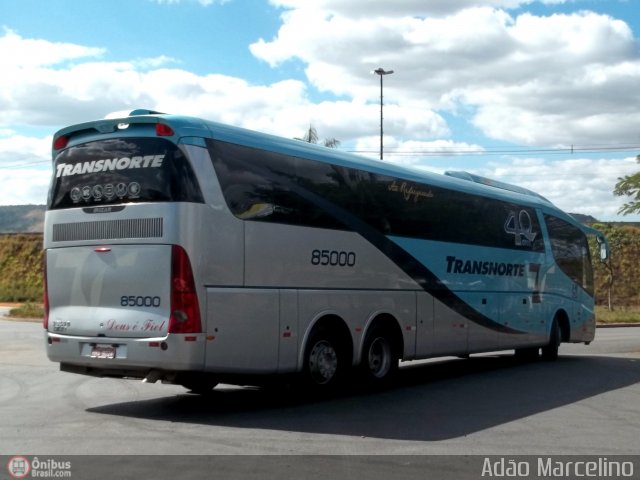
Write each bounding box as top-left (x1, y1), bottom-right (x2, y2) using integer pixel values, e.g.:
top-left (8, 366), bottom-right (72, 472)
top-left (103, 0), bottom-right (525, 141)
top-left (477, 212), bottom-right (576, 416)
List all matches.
top-left (614, 155), bottom-right (640, 215)
top-left (590, 223), bottom-right (640, 310)
top-left (296, 125), bottom-right (340, 149)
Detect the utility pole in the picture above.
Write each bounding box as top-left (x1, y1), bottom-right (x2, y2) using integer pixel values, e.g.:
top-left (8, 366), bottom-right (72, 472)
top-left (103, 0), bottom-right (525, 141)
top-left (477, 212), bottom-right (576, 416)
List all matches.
top-left (373, 67), bottom-right (394, 160)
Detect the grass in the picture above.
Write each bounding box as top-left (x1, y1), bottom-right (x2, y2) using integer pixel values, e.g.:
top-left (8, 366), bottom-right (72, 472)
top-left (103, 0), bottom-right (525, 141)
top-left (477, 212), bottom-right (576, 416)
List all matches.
top-left (0, 234), bottom-right (44, 303)
top-left (595, 305), bottom-right (640, 324)
top-left (7, 302), bottom-right (44, 321)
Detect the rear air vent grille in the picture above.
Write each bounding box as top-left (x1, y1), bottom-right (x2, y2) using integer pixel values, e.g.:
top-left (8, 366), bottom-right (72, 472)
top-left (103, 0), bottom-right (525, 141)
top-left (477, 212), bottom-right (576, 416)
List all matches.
top-left (52, 218), bottom-right (163, 242)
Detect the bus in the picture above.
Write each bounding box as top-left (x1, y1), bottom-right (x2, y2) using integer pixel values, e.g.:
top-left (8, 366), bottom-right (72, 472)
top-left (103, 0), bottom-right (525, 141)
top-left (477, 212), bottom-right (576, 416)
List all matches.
top-left (44, 109), bottom-right (609, 392)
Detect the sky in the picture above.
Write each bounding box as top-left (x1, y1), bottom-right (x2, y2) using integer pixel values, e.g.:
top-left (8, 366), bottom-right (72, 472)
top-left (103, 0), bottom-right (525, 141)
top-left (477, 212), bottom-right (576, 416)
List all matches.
top-left (1, 0), bottom-right (639, 221)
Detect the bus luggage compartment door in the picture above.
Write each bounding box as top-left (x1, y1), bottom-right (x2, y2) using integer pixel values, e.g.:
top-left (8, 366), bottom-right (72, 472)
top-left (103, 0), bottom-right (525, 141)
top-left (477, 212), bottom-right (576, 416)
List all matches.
top-left (204, 288), bottom-right (280, 374)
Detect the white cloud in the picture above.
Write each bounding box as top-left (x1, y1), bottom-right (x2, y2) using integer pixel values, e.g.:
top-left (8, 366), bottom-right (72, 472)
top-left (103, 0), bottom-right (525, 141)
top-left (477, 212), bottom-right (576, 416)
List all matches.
top-left (253, 3), bottom-right (640, 147)
top-left (267, 0), bottom-right (564, 18)
top-left (0, 133), bottom-right (51, 165)
top-left (132, 55), bottom-right (177, 69)
top-left (0, 29), bottom-right (447, 142)
top-left (0, 168), bottom-right (51, 205)
top-left (0, 27), bottom-right (104, 68)
top-left (0, 133), bottom-right (51, 205)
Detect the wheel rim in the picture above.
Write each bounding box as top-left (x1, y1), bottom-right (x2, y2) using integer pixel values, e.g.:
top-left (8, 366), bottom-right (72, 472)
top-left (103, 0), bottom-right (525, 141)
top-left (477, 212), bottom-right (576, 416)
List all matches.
top-left (367, 337), bottom-right (392, 379)
top-left (308, 340), bottom-right (338, 385)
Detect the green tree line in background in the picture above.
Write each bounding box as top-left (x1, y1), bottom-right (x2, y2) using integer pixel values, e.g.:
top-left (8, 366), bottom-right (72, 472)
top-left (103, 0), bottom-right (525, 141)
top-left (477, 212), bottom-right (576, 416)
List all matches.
top-left (590, 223), bottom-right (640, 309)
top-left (0, 226), bottom-right (637, 308)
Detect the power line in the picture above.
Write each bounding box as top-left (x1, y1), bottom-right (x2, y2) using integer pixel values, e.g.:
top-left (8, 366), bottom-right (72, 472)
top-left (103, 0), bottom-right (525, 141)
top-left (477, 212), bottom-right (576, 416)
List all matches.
top-left (349, 145), bottom-right (640, 157)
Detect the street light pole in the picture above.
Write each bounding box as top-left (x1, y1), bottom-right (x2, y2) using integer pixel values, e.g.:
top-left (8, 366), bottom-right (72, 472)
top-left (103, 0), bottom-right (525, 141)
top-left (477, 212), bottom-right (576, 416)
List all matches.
top-left (373, 67), bottom-right (394, 160)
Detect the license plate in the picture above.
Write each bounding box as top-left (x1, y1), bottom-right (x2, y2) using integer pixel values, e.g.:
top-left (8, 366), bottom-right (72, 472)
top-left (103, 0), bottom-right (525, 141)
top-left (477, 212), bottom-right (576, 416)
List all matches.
top-left (91, 345), bottom-right (116, 359)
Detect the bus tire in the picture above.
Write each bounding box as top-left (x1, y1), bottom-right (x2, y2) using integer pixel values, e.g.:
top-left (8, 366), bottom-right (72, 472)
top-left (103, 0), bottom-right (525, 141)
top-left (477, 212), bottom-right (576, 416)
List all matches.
top-left (304, 327), bottom-right (347, 389)
top-left (360, 325), bottom-right (398, 385)
top-left (541, 320), bottom-right (561, 361)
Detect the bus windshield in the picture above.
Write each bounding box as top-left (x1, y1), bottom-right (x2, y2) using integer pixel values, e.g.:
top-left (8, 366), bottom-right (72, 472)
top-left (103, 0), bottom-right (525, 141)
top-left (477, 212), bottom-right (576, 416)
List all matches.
top-left (48, 137), bottom-right (203, 209)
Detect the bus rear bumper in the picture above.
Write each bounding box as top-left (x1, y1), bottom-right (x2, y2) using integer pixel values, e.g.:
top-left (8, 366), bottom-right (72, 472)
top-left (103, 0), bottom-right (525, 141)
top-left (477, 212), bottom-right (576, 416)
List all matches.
top-left (45, 331), bottom-right (206, 380)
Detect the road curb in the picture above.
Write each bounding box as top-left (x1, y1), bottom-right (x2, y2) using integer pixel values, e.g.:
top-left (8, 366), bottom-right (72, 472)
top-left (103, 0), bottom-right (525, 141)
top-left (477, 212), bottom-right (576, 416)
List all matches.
top-left (597, 323), bottom-right (640, 328)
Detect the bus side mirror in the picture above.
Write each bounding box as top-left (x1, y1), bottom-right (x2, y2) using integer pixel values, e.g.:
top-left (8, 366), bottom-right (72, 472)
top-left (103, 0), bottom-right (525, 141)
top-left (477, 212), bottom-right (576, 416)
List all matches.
top-left (597, 236), bottom-right (609, 262)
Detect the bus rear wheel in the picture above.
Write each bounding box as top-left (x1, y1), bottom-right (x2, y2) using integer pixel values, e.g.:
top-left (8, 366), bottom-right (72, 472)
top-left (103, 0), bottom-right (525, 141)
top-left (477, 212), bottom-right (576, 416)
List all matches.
top-left (360, 326), bottom-right (398, 385)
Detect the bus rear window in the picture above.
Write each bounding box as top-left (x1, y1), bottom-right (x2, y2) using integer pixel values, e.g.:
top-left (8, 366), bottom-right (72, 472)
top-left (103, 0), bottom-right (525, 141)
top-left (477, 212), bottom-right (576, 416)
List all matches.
top-left (48, 138), bottom-right (204, 209)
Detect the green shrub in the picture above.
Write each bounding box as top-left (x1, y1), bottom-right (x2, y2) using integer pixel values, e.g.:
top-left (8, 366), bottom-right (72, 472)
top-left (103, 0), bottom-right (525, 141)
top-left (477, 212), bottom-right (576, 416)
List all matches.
top-left (9, 302), bottom-right (45, 319)
top-left (0, 234), bottom-right (43, 302)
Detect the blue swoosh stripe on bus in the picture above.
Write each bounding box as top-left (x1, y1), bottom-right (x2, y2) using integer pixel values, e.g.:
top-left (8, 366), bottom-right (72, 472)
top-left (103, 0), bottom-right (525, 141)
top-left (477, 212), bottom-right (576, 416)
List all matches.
top-left (292, 184), bottom-right (525, 335)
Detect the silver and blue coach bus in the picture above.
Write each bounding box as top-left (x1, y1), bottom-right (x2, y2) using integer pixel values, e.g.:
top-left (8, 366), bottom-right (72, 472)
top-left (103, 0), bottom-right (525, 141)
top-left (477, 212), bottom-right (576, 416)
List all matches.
top-left (44, 110), bottom-right (609, 392)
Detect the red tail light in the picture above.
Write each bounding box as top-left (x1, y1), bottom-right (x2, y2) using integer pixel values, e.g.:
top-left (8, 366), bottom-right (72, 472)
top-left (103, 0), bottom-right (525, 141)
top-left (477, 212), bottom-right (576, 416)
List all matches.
top-left (53, 135), bottom-right (69, 150)
top-left (156, 123), bottom-right (174, 137)
top-left (43, 254), bottom-right (49, 330)
top-left (168, 245), bottom-right (202, 334)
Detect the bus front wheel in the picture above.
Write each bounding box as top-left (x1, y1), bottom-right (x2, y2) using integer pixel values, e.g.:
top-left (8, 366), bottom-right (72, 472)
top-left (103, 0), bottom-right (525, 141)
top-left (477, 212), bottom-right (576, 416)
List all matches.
top-left (541, 320), bottom-right (561, 361)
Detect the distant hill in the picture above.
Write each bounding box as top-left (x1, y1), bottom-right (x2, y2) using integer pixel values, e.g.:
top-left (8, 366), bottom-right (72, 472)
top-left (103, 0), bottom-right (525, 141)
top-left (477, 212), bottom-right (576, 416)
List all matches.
top-left (0, 205), bottom-right (46, 233)
top-left (570, 212), bottom-right (640, 229)
top-left (569, 213), bottom-right (599, 224)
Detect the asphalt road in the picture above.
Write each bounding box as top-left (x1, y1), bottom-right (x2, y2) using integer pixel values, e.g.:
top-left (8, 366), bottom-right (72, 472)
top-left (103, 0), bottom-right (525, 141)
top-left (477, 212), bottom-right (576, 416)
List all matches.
top-left (1, 314), bottom-right (639, 459)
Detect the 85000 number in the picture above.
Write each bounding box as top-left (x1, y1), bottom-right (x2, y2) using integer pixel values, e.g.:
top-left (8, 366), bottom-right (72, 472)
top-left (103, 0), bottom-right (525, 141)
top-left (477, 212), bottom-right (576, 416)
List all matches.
top-left (120, 296), bottom-right (161, 308)
top-left (311, 249), bottom-right (356, 267)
